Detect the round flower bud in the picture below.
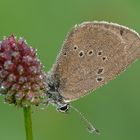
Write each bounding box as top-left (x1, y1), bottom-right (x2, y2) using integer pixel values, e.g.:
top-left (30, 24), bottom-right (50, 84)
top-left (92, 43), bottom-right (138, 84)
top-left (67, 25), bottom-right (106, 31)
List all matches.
top-left (0, 35), bottom-right (47, 107)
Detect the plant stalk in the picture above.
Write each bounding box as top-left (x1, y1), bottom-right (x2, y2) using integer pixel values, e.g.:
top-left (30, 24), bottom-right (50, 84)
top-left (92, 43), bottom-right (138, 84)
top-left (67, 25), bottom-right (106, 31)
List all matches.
top-left (23, 106), bottom-right (33, 140)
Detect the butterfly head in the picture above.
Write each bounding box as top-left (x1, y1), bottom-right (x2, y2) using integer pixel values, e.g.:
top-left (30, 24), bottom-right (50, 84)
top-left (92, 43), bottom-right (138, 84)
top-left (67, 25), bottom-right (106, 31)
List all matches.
top-left (56, 103), bottom-right (69, 113)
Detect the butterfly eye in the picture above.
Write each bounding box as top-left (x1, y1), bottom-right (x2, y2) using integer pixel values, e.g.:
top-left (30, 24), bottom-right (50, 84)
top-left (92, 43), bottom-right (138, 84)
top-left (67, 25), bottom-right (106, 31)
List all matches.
top-left (57, 104), bottom-right (69, 113)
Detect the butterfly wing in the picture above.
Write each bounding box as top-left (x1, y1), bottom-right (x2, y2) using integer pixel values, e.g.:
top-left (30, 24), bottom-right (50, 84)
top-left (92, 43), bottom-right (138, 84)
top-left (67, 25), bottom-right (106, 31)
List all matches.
top-left (49, 22), bottom-right (140, 102)
top-left (93, 21), bottom-right (140, 64)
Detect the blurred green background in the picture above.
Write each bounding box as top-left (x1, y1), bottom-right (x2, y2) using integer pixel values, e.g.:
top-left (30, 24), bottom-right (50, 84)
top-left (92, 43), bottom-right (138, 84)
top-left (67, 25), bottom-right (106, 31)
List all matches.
top-left (0, 0), bottom-right (140, 140)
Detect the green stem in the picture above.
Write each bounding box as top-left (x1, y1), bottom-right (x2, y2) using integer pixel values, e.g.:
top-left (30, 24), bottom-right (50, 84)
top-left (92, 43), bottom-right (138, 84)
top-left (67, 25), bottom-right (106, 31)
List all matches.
top-left (23, 106), bottom-right (33, 140)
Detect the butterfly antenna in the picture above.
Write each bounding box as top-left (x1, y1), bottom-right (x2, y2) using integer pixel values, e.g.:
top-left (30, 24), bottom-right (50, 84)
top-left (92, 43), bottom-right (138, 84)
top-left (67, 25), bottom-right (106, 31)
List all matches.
top-left (70, 105), bottom-right (100, 135)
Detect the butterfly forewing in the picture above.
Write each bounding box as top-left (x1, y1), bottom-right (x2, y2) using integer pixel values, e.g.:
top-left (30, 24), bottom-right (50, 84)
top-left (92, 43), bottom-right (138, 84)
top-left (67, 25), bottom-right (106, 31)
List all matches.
top-left (94, 21), bottom-right (140, 64)
top-left (49, 22), bottom-right (140, 102)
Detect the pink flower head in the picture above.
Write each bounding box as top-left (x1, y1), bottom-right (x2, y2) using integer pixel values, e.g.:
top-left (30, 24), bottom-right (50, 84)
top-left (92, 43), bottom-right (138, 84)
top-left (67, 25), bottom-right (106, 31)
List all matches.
top-left (0, 35), bottom-right (47, 107)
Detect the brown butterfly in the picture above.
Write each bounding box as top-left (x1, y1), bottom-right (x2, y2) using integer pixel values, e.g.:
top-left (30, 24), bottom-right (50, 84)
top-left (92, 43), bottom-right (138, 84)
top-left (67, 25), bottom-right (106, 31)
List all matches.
top-left (46, 21), bottom-right (140, 114)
